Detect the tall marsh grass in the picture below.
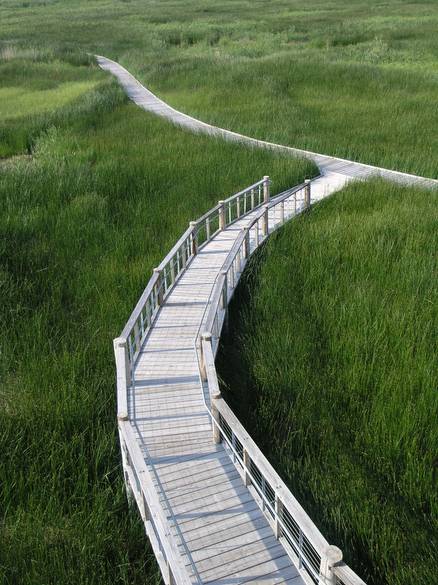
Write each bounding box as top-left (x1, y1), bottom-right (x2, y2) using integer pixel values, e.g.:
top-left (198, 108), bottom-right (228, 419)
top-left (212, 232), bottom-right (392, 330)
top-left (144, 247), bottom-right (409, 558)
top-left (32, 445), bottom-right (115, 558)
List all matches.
top-left (0, 1), bottom-right (437, 174)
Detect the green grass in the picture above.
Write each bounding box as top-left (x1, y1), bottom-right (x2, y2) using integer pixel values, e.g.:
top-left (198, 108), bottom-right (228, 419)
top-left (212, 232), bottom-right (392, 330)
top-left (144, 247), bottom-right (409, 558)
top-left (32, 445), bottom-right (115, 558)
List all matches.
top-left (146, 56), bottom-right (438, 178)
top-left (217, 179), bottom-right (438, 585)
top-left (1, 1), bottom-right (437, 583)
top-left (0, 79), bottom-right (315, 585)
top-left (0, 0), bottom-right (437, 175)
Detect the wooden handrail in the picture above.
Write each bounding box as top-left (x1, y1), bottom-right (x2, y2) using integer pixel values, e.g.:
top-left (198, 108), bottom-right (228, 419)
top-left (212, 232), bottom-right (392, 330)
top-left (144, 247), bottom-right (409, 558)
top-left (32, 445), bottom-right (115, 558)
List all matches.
top-left (114, 174), bottom-right (367, 585)
top-left (119, 421), bottom-right (194, 585)
top-left (196, 180), bottom-right (367, 585)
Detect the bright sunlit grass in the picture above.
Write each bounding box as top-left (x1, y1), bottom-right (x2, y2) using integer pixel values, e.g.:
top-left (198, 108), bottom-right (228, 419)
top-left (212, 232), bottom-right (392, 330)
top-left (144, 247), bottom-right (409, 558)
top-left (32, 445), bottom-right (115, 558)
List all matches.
top-left (0, 81), bottom-right (99, 119)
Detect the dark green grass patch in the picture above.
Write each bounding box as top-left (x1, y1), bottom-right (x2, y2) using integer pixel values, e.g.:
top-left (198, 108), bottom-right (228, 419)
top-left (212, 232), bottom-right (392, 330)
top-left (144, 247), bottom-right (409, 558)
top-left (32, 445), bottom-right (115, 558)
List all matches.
top-left (217, 180), bottom-right (438, 585)
top-left (0, 80), bottom-right (315, 585)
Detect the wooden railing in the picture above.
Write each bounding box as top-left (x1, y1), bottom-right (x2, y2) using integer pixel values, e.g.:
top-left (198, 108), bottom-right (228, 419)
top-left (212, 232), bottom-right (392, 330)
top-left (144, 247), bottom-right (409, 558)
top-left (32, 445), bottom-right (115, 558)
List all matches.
top-left (118, 420), bottom-right (193, 585)
top-left (196, 183), bottom-right (367, 585)
top-left (113, 176), bottom-right (270, 421)
top-left (113, 175), bottom-right (367, 585)
top-left (113, 176), bottom-right (271, 585)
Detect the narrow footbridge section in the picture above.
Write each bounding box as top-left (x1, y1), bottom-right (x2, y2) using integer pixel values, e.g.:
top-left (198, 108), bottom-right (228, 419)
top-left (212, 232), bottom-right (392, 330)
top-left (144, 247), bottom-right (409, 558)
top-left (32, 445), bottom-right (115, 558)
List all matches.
top-left (97, 55), bottom-right (438, 191)
top-left (114, 176), bottom-right (366, 585)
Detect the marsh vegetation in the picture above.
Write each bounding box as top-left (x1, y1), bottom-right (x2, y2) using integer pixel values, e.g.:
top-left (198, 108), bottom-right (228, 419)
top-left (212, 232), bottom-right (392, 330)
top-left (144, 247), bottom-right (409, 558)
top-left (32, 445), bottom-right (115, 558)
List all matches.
top-left (0, 1), bottom-right (437, 584)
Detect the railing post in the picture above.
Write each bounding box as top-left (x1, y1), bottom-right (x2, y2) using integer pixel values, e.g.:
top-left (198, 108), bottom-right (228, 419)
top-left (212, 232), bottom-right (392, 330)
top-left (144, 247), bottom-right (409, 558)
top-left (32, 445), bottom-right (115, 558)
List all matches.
top-left (221, 270), bottom-right (229, 333)
top-left (218, 200), bottom-right (225, 230)
top-left (165, 559), bottom-right (175, 585)
top-left (153, 268), bottom-right (164, 306)
top-left (133, 321), bottom-right (141, 353)
top-left (114, 337), bottom-right (129, 421)
top-left (221, 270), bottom-right (228, 309)
top-left (170, 256), bottom-right (176, 284)
top-left (244, 227), bottom-right (250, 258)
top-left (205, 329), bottom-right (222, 444)
top-left (319, 546), bottom-right (343, 585)
top-left (263, 175), bottom-right (270, 203)
top-left (274, 494), bottom-right (283, 539)
top-left (262, 205), bottom-right (269, 237)
top-left (142, 493), bottom-right (150, 521)
top-left (280, 200), bottom-right (285, 224)
top-left (189, 221), bottom-right (198, 255)
top-left (200, 331), bottom-right (212, 383)
top-left (304, 178), bottom-right (311, 210)
top-left (211, 396), bottom-right (222, 444)
top-left (119, 433), bottom-right (134, 504)
top-left (243, 448), bottom-right (251, 486)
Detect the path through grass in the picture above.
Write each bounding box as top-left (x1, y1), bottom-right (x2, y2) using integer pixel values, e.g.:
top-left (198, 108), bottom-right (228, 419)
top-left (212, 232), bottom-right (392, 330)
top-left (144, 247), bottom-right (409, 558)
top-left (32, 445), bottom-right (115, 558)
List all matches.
top-left (0, 0), bottom-right (437, 175)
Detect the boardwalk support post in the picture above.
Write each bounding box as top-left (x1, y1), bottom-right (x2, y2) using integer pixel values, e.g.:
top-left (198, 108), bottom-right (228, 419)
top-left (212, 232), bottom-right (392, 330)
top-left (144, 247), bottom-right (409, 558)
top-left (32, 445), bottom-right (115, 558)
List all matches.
top-left (244, 227), bottom-right (250, 259)
top-left (304, 178), bottom-right (311, 210)
top-left (263, 175), bottom-right (270, 203)
top-left (189, 221), bottom-right (198, 255)
top-left (218, 200), bottom-right (225, 230)
top-left (319, 546), bottom-right (343, 585)
top-left (114, 337), bottom-right (129, 421)
top-left (153, 268), bottom-right (164, 306)
top-left (262, 205), bottom-right (269, 237)
top-left (275, 494), bottom-right (283, 539)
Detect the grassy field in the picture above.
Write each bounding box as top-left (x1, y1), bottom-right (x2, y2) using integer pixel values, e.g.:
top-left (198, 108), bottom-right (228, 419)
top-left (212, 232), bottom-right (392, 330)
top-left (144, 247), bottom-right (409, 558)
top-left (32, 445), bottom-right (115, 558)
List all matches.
top-left (0, 1), bottom-right (437, 175)
top-left (0, 71), bottom-right (314, 584)
top-left (217, 180), bottom-right (438, 585)
top-left (0, 1), bottom-right (437, 584)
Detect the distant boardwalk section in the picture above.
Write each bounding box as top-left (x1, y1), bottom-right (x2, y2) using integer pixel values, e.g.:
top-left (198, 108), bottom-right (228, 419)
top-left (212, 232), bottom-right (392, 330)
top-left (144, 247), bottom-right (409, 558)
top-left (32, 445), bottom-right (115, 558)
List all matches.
top-left (97, 55), bottom-right (437, 191)
top-left (114, 174), bottom-right (367, 585)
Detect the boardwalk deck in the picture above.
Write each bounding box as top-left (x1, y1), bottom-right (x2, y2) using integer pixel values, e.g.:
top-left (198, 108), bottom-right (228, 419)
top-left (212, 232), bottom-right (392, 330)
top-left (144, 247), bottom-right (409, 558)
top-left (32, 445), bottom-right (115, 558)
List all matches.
top-left (115, 178), bottom-right (353, 585)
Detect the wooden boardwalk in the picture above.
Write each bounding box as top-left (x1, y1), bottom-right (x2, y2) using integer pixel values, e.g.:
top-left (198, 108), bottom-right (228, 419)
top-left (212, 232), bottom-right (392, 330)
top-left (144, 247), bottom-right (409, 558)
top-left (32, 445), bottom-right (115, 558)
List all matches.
top-left (105, 56), bottom-right (436, 585)
top-left (97, 55), bottom-right (438, 191)
top-left (129, 183), bottom-right (332, 585)
top-left (114, 178), bottom-right (365, 585)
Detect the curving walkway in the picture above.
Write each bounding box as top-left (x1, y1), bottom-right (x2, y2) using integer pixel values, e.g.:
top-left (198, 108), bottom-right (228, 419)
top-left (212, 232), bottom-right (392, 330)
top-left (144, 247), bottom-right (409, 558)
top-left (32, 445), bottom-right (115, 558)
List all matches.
top-left (130, 198), bottom-right (306, 585)
top-left (97, 55), bottom-right (437, 191)
top-left (106, 55), bottom-right (434, 585)
top-left (114, 179), bottom-right (368, 585)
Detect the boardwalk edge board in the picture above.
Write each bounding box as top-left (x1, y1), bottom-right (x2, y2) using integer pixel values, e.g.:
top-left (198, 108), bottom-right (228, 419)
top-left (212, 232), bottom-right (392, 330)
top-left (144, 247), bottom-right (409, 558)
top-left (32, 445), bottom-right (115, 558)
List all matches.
top-left (113, 176), bottom-right (367, 585)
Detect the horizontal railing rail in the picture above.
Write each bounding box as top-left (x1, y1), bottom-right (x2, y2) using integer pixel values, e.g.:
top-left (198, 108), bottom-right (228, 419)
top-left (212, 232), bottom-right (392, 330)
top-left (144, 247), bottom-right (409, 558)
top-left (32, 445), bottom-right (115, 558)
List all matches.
top-left (113, 176), bottom-right (271, 421)
top-left (118, 420), bottom-right (193, 585)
